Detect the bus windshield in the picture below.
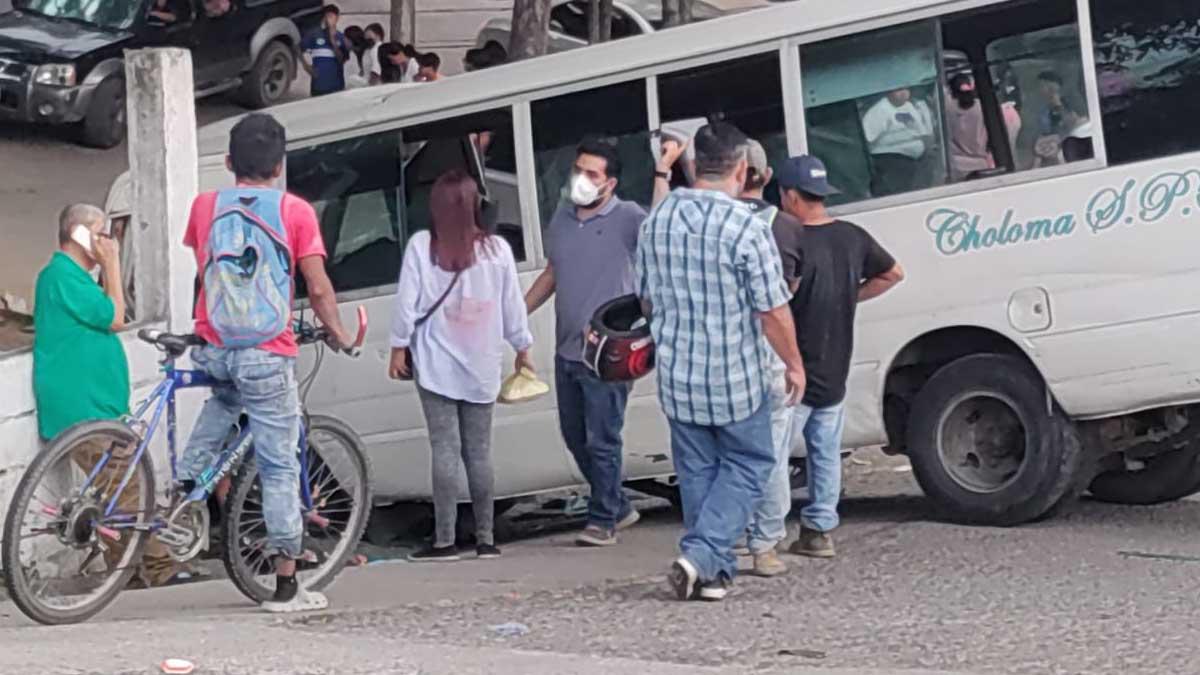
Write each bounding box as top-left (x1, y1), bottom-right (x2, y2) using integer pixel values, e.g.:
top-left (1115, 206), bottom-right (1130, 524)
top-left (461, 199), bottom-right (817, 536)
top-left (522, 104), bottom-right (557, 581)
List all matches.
top-left (20, 0), bottom-right (145, 31)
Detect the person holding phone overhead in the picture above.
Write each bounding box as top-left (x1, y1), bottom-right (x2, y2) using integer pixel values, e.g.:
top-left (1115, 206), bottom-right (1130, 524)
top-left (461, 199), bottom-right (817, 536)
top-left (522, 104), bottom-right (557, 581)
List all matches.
top-left (861, 87), bottom-right (936, 197)
top-left (390, 170), bottom-right (535, 563)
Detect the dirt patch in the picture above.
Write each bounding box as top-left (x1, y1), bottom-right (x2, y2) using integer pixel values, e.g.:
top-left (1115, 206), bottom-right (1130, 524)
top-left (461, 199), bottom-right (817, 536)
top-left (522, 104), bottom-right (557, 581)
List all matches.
top-left (0, 309), bottom-right (33, 354)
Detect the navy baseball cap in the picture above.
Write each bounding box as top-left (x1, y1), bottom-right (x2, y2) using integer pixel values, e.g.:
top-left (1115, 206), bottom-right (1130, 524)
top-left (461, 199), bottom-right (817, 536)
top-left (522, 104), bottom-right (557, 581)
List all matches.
top-left (775, 155), bottom-right (841, 196)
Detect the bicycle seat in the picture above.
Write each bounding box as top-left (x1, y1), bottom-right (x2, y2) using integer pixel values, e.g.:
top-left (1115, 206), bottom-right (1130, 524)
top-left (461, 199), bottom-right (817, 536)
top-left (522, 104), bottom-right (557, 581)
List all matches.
top-left (137, 329), bottom-right (206, 357)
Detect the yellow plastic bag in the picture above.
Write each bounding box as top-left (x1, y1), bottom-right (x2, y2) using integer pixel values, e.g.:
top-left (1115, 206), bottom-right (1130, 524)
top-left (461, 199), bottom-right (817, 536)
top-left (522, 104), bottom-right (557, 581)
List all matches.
top-left (499, 367), bottom-right (550, 404)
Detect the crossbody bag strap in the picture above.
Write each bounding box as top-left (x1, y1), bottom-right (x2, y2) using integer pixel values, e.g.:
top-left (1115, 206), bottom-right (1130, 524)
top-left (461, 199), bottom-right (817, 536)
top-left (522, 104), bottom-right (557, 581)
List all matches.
top-left (414, 271), bottom-right (462, 328)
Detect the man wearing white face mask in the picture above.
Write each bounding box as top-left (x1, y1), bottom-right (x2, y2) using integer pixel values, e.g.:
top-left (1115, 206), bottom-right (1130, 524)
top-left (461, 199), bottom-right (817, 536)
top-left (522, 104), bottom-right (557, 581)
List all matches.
top-left (525, 140), bottom-right (647, 547)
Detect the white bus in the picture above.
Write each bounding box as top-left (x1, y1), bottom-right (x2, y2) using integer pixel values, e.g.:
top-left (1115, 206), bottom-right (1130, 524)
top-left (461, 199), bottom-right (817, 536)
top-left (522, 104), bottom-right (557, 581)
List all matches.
top-left (109, 0), bottom-right (1200, 525)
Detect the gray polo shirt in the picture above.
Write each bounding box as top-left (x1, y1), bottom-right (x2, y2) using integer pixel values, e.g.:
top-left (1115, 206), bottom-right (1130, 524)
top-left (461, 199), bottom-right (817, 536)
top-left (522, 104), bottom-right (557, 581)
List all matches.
top-left (546, 196), bottom-right (646, 362)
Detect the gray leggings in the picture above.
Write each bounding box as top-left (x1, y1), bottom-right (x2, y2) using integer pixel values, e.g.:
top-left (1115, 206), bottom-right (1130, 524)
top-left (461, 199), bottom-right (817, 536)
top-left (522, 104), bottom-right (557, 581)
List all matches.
top-left (417, 385), bottom-right (496, 548)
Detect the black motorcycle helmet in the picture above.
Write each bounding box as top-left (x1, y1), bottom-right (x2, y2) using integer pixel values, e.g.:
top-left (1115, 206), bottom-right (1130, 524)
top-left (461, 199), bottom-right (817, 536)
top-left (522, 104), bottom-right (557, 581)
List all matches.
top-left (583, 294), bottom-right (655, 382)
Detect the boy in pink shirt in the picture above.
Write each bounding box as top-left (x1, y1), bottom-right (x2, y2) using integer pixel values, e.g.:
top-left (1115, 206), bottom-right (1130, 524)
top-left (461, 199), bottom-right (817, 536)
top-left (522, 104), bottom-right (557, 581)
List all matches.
top-left (180, 113), bottom-right (353, 613)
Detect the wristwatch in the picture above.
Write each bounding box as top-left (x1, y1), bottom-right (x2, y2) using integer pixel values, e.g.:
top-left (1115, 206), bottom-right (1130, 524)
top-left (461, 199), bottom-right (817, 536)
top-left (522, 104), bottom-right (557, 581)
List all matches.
top-left (654, 170), bottom-right (671, 181)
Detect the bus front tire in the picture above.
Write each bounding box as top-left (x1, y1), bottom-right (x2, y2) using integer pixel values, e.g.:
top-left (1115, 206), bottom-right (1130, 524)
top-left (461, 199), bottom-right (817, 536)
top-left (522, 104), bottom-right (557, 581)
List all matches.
top-left (906, 354), bottom-right (1083, 526)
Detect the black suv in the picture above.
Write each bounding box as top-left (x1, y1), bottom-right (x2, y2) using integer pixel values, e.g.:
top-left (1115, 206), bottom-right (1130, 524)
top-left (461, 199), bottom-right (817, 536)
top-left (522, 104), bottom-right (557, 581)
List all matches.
top-left (0, 0), bottom-right (321, 148)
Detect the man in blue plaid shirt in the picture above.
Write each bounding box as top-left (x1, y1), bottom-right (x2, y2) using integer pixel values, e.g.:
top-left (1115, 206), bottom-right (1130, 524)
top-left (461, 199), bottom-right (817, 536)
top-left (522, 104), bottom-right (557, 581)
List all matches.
top-left (637, 122), bottom-right (806, 602)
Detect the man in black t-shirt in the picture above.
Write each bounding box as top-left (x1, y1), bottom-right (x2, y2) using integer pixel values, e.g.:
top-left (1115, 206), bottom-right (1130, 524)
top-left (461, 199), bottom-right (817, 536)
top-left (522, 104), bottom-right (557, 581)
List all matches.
top-left (775, 156), bottom-right (904, 559)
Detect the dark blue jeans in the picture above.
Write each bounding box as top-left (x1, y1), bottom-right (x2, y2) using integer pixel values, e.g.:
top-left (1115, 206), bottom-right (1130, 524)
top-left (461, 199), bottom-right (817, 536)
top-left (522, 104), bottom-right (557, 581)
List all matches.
top-left (669, 402), bottom-right (774, 582)
top-left (555, 356), bottom-right (633, 530)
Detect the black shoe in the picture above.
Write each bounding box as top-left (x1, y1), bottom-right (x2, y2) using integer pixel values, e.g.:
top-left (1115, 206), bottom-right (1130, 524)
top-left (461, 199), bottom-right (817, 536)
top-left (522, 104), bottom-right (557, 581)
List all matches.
top-left (476, 544), bottom-right (501, 559)
top-left (407, 545), bottom-right (461, 562)
top-left (271, 574), bottom-right (298, 603)
top-left (260, 574), bottom-right (328, 614)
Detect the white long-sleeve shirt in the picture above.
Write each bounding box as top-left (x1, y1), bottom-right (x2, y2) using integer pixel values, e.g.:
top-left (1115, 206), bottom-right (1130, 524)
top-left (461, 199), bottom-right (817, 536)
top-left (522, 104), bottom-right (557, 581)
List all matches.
top-left (390, 231), bottom-right (534, 403)
top-left (862, 97), bottom-right (934, 159)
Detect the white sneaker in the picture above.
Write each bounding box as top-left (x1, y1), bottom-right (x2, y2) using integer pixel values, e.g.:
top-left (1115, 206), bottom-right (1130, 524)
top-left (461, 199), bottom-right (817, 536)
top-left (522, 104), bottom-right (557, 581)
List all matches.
top-left (667, 557), bottom-right (699, 601)
top-left (698, 577), bottom-right (731, 602)
top-left (260, 588), bottom-right (329, 614)
top-left (616, 509), bottom-right (641, 531)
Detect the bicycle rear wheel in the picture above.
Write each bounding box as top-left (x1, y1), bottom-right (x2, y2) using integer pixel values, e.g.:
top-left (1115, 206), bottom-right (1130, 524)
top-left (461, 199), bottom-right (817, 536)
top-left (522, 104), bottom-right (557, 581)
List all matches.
top-left (2, 421), bottom-right (155, 625)
top-left (222, 414), bottom-right (371, 603)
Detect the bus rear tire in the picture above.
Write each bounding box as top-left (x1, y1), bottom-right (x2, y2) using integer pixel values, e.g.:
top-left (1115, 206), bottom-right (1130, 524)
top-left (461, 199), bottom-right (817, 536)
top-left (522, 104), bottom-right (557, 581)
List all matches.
top-left (1088, 442), bottom-right (1200, 505)
top-left (906, 354), bottom-right (1083, 526)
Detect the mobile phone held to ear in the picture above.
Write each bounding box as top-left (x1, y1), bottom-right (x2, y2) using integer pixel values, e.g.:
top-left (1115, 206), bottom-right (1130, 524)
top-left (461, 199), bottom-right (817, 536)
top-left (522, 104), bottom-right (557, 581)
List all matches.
top-left (70, 225), bottom-right (93, 253)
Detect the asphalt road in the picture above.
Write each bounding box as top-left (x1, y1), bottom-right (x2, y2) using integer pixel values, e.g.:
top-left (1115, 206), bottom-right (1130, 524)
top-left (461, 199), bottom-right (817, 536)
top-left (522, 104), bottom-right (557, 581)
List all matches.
top-left (0, 90), bottom-right (298, 308)
top-left (2, 451), bottom-right (1199, 674)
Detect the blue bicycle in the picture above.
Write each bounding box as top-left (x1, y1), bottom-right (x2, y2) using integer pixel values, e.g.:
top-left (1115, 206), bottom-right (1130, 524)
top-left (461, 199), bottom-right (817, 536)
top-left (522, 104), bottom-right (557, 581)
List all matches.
top-left (2, 311), bottom-right (371, 625)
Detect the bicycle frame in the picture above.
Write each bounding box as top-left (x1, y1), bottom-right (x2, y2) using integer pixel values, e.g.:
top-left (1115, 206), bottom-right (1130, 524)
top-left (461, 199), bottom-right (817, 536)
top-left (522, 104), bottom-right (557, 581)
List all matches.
top-left (80, 352), bottom-right (313, 528)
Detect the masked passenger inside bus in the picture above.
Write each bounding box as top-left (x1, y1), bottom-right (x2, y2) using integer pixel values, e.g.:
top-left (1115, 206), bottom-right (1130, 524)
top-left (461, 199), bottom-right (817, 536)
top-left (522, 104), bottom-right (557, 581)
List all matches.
top-left (945, 73), bottom-right (995, 181)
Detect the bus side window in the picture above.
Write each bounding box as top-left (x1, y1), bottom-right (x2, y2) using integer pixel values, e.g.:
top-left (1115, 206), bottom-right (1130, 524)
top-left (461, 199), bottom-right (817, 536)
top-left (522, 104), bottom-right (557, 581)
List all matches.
top-left (1091, 0), bottom-right (1200, 165)
top-left (287, 130), bottom-right (404, 298)
top-left (531, 79), bottom-right (654, 243)
top-left (799, 20), bottom-right (948, 205)
top-left (402, 107), bottom-right (526, 263)
top-left (958, 0), bottom-right (1090, 173)
top-left (657, 51), bottom-right (787, 204)
top-left (288, 108), bottom-right (527, 299)
top-left (798, 0), bottom-right (1094, 207)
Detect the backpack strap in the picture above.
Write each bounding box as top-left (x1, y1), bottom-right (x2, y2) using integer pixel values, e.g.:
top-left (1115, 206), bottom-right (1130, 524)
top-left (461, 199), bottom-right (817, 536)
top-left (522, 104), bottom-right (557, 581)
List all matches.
top-left (207, 189), bottom-right (292, 272)
top-left (212, 204), bottom-right (290, 251)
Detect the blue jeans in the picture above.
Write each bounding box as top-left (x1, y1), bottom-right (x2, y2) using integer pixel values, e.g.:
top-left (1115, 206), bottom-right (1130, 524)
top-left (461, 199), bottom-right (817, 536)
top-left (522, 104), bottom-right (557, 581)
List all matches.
top-left (794, 401), bottom-right (847, 533)
top-left (182, 346), bottom-right (303, 558)
top-left (747, 373), bottom-right (796, 553)
top-left (669, 402), bottom-right (774, 582)
top-left (555, 357), bottom-right (632, 530)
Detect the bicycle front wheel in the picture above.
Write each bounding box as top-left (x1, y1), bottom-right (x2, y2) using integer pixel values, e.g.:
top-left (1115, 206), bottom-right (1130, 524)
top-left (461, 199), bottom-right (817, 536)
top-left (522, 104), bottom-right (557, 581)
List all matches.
top-left (222, 414), bottom-right (372, 603)
top-left (2, 421), bottom-right (155, 625)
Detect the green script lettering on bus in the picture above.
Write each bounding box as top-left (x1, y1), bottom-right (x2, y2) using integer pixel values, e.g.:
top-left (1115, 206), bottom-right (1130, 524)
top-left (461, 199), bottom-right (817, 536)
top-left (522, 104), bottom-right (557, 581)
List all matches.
top-left (1087, 171), bottom-right (1200, 234)
top-left (925, 208), bottom-right (1075, 256)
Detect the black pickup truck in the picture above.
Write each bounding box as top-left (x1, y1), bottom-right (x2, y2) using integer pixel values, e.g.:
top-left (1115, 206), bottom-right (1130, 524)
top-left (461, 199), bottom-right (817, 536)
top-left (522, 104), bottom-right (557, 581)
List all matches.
top-left (0, 0), bottom-right (321, 148)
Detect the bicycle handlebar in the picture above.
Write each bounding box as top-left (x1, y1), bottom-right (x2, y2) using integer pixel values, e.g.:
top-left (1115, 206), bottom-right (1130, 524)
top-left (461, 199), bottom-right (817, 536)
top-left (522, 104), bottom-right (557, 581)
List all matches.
top-left (296, 306), bottom-right (369, 358)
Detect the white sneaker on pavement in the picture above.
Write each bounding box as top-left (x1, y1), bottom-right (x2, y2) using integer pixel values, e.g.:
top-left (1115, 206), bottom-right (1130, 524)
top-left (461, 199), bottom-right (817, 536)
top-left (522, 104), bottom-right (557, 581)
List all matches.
top-left (668, 557), bottom-right (699, 601)
top-left (260, 588), bottom-right (329, 614)
top-left (616, 509), bottom-right (641, 531)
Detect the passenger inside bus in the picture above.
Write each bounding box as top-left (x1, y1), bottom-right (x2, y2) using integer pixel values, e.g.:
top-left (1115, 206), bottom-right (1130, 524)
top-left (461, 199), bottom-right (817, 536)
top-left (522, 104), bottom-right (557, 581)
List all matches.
top-left (945, 73), bottom-right (995, 181)
top-left (1031, 70), bottom-right (1088, 167)
top-left (861, 87), bottom-right (938, 196)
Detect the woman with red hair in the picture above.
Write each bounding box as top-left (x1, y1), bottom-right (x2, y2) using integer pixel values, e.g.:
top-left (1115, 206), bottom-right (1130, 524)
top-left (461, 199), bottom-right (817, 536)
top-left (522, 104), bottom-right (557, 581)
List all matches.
top-left (389, 169), bottom-right (535, 562)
